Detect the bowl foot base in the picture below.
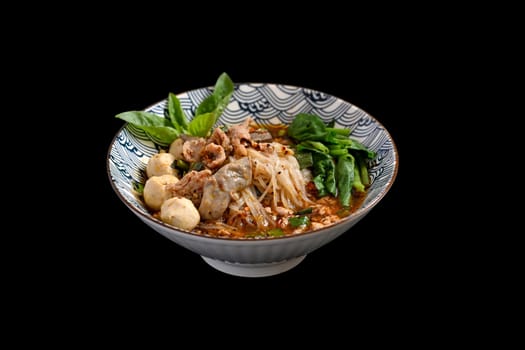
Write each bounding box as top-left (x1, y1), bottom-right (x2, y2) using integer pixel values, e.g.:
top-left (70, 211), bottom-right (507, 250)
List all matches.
top-left (201, 255), bottom-right (306, 277)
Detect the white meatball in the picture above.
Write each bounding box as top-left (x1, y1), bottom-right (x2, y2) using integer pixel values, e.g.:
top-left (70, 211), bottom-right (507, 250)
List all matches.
top-left (160, 197), bottom-right (200, 231)
top-left (143, 175), bottom-right (179, 211)
top-left (146, 152), bottom-right (177, 178)
top-left (169, 138), bottom-right (184, 160)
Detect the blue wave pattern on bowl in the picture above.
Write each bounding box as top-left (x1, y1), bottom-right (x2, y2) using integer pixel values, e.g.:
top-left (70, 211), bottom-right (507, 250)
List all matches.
top-left (109, 83), bottom-right (396, 219)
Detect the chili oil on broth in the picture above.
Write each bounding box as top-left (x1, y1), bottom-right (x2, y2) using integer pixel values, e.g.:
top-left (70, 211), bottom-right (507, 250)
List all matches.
top-left (147, 121), bottom-right (369, 239)
top-left (192, 188), bottom-right (366, 239)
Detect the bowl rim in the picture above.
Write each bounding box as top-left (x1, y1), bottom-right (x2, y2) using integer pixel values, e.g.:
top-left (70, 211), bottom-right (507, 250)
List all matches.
top-left (106, 82), bottom-right (399, 242)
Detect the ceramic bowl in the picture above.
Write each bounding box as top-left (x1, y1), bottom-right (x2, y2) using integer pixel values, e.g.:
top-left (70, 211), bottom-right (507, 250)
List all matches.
top-left (107, 83), bottom-right (398, 277)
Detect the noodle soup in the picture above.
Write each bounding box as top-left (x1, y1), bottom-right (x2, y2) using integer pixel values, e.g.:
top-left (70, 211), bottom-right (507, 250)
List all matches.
top-left (108, 80), bottom-right (398, 276)
top-left (143, 117), bottom-right (370, 239)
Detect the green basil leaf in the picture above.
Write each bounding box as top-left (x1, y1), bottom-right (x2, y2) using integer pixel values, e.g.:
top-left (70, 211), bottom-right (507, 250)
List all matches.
top-left (116, 111), bottom-right (179, 144)
top-left (168, 92), bottom-right (188, 132)
top-left (140, 125), bottom-right (179, 144)
top-left (213, 92), bottom-right (233, 125)
top-left (195, 94), bottom-right (218, 116)
top-left (116, 111), bottom-right (171, 128)
top-left (188, 112), bottom-right (216, 137)
top-left (190, 72), bottom-right (234, 137)
top-left (213, 72), bottom-right (235, 101)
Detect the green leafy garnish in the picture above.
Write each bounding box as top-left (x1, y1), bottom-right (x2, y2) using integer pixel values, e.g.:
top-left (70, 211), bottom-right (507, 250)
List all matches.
top-left (132, 181), bottom-right (144, 195)
top-left (115, 111), bottom-right (180, 144)
top-left (289, 216), bottom-right (310, 228)
top-left (294, 152), bottom-right (313, 169)
top-left (188, 72), bottom-right (234, 136)
top-left (288, 113), bottom-right (376, 207)
top-left (294, 207), bottom-right (313, 215)
top-left (187, 112), bottom-right (217, 137)
top-left (287, 113), bottom-right (328, 141)
top-left (115, 72), bottom-right (234, 144)
top-left (335, 154), bottom-right (355, 207)
top-left (267, 228), bottom-right (285, 237)
top-left (167, 92), bottom-right (188, 133)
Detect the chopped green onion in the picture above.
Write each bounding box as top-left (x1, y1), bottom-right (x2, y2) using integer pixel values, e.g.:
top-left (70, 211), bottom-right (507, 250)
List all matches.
top-left (289, 216), bottom-right (310, 228)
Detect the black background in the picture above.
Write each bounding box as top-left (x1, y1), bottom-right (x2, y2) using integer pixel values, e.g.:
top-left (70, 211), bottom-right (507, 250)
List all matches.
top-left (5, 6), bottom-right (499, 342)
top-left (21, 26), bottom-right (449, 325)
top-left (86, 56), bottom-right (417, 299)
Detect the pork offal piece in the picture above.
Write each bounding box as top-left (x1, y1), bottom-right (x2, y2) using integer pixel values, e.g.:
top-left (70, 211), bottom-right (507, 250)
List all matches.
top-left (201, 143), bottom-right (226, 169)
top-left (166, 169), bottom-right (212, 206)
top-left (208, 127), bottom-right (232, 155)
top-left (228, 117), bottom-right (252, 158)
top-left (199, 157), bottom-right (252, 220)
top-left (182, 137), bottom-right (206, 163)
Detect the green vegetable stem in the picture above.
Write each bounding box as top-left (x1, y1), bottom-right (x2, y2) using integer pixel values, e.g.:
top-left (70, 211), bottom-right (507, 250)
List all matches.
top-left (288, 113), bottom-right (376, 207)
